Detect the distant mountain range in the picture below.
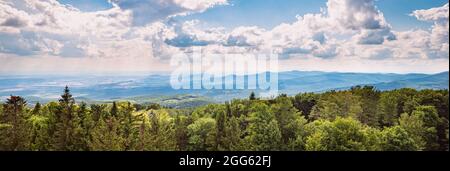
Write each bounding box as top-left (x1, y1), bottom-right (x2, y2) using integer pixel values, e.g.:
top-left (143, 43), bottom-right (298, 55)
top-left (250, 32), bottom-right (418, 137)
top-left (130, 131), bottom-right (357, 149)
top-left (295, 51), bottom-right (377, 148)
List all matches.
top-left (0, 71), bottom-right (448, 107)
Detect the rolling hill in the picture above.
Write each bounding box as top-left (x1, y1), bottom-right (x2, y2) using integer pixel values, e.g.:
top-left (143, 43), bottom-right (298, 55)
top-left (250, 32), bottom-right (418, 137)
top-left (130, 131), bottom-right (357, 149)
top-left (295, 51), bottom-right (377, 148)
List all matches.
top-left (0, 71), bottom-right (448, 107)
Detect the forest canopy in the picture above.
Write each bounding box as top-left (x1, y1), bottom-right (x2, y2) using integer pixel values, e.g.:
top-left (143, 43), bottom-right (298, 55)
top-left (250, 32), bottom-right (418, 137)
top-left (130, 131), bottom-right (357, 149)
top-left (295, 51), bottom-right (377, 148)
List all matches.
top-left (0, 86), bottom-right (448, 151)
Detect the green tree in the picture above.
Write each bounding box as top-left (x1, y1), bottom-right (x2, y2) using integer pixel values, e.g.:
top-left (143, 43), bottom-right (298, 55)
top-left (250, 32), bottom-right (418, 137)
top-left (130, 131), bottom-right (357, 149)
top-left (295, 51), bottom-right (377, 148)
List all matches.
top-left (249, 92), bottom-right (257, 100)
top-left (90, 104), bottom-right (108, 122)
top-left (187, 117), bottom-right (217, 151)
top-left (77, 102), bottom-right (93, 151)
top-left (119, 102), bottom-right (140, 150)
top-left (224, 116), bottom-right (244, 150)
top-left (28, 114), bottom-right (50, 150)
top-left (381, 126), bottom-right (421, 151)
top-left (146, 110), bottom-right (176, 151)
top-left (415, 90), bottom-right (449, 151)
top-left (305, 118), bottom-right (373, 151)
top-left (411, 106), bottom-right (441, 151)
top-left (32, 102), bottom-right (42, 115)
top-left (52, 86), bottom-right (84, 150)
top-left (377, 92), bottom-right (399, 127)
top-left (398, 113), bottom-right (426, 150)
top-left (89, 117), bottom-right (125, 151)
top-left (292, 93), bottom-right (318, 120)
top-left (351, 86), bottom-right (381, 126)
top-left (110, 101), bottom-right (119, 118)
top-left (271, 96), bottom-right (306, 150)
top-left (245, 102), bottom-right (281, 151)
top-left (174, 114), bottom-right (191, 151)
top-left (310, 91), bottom-right (363, 121)
top-left (215, 109), bottom-right (228, 150)
top-left (0, 96), bottom-right (30, 151)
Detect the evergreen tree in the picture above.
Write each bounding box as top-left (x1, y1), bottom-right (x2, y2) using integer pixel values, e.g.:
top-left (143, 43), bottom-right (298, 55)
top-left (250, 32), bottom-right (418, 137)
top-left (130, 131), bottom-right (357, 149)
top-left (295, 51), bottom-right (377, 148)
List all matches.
top-left (90, 104), bottom-right (107, 122)
top-left (53, 86), bottom-right (83, 150)
top-left (77, 102), bottom-right (93, 151)
top-left (292, 93), bottom-right (318, 120)
top-left (249, 92), bottom-right (256, 100)
top-left (120, 102), bottom-right (140, 150)
top-left (310, 91), bottom-right (363, 121)
top-left (174, 114), bottom-right (191, 151)
top-left (0, 96), bottom-right (30, 151)
top-left (32, 102), bottom-right (42, 115)
top-left (377, 92), bottom-right (399, 127)
top-left (224, 116), bottom-right (244, 150)
top-left (89, 117), bottom-right (125, 151)
top-left (110, 101), bottom-right (119, 118)
top-left (215, 110), bottom-right (227, 150)
top-left (146, 110), bottom-right (176, 151)
top-left (351, 86), bottom-right (381, 126)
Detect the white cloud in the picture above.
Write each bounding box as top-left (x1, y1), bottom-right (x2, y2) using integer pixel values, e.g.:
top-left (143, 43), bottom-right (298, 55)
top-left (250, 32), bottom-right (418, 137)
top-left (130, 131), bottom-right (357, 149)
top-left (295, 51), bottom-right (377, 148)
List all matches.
top-left (412, 3), bottom-right (449, 22)
top-left (411, 3), bottom-right (449, 59)
top-left (0, 0), bottom-right (448, 74)
top-left (109, 0), bottom-right (228, 26)
top-left (165, 0), bottom-right (395, 57)
top-left (327, 0), bottom-right (389, 30)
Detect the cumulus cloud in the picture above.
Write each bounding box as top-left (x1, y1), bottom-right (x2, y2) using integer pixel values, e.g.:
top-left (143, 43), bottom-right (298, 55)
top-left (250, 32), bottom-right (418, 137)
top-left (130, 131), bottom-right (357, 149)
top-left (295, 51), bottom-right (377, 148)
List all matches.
top-left (327, 0), bottom-right (389, 30)
top-left (412, 3), bottom-right (449, 22)
top-left (165, 0), bottom-right (395, 58)
top-left (109, 0), bottom-right (228, 26)
top-left (155, 0), bottom-right (447, 66)
top-left (0, 0), bottom-right (448, 74)
top-left (411, 3), bottom-right (449, 59)
top-left (164, 20), bottom-right (225, 47)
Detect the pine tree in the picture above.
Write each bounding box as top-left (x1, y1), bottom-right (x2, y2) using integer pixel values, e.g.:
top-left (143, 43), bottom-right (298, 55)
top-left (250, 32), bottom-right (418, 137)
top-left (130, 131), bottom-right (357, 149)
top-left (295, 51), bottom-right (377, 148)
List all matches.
top-left (0, 96), bottom-right (30, 151)
top-left (310, 91), bottom-right (363, 121)
top-left (224, 116), bottom-right (244, 150)
top-left (174, 114), bottom-right (191, 151)
top-left (120, 102), bottom-right (139, 150)
top-left (249, 92), bottom-right (256, 100)
top-left (351, 86), bottom-right (381, 127)
top-left (147, 110), bottom-right (176, 151)
top-left (89, 117), bottom-right (125, 151)
top-left (292, 93), bottom-right (318, 120)
top-left (110, 101), bottom-right (119, 118)
top-left (53, 86), bottom-right (83, 150)
top-left (77, 102), bottom-right (93, 151)
top-left (32, 102), bottom-right (42, 115)
top-left (215, 110), bottom-right (227, 150)
top-left (90, 104), bottom-right (107, 122)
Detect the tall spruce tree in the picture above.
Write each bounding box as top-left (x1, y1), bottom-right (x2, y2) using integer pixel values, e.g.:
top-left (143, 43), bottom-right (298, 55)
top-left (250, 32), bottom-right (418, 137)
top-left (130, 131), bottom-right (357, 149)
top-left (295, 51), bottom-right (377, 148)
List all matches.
top-left (0, 96), bottom-right (30, 151)
top-left (53, 86), bottom-right (83, 150)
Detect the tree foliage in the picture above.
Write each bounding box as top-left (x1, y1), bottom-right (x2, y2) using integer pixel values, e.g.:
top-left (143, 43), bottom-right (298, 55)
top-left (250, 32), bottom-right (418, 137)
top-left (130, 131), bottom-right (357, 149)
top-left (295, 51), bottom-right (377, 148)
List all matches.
top-left (0, 87), bottom-right (448, 151)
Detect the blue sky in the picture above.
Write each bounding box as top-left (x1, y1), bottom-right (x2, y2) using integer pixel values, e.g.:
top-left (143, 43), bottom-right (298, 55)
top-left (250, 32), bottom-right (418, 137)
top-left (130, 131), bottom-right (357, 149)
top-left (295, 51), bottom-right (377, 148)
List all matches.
top-left (58, 0), bottom-right (449, 30)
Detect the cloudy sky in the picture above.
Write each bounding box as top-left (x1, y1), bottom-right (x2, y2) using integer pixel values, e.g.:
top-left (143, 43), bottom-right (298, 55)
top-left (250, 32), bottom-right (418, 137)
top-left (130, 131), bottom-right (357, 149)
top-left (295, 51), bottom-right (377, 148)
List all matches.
top-left (0, 0), bottom-right (448, 74)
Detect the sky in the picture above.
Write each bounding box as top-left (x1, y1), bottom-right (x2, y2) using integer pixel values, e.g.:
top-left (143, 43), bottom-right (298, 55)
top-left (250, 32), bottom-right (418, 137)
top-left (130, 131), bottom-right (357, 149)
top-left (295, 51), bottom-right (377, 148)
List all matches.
top-left (0, 0), bottom-right (449, 74)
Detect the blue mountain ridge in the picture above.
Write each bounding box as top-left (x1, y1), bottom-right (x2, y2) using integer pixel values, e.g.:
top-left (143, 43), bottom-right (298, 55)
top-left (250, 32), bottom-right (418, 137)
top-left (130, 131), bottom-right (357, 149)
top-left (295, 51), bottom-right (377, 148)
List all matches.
top-left (0, 71), bottom-right (448, 106)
